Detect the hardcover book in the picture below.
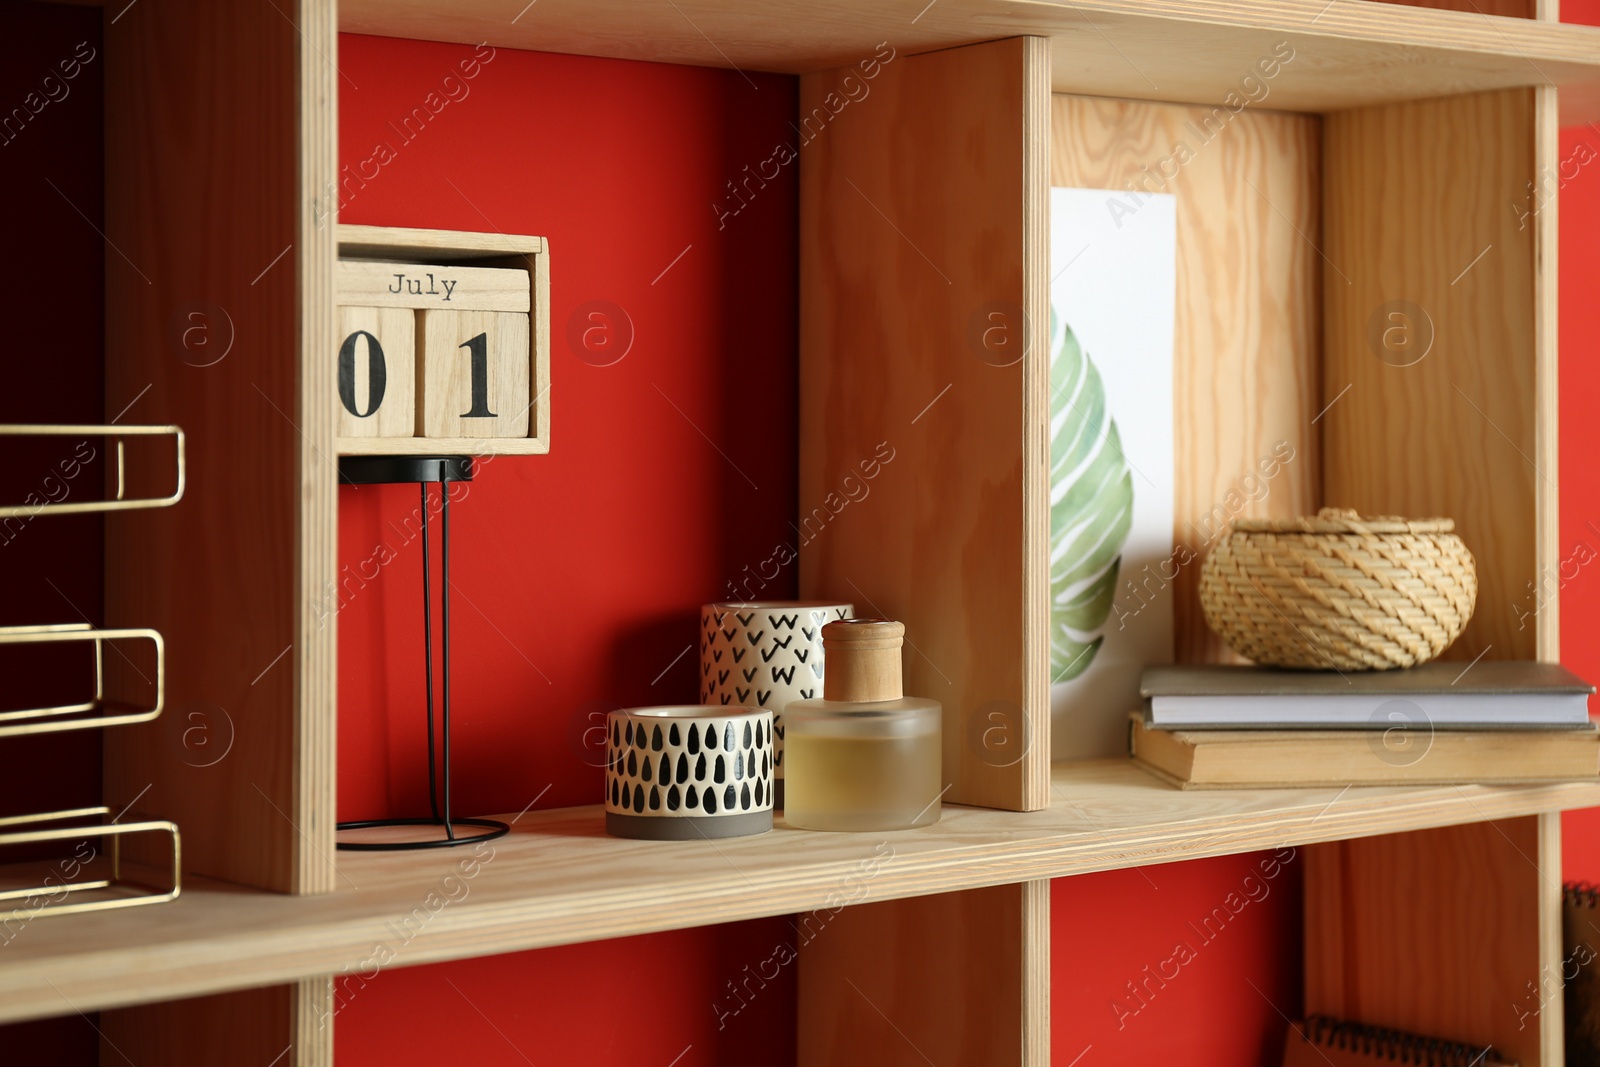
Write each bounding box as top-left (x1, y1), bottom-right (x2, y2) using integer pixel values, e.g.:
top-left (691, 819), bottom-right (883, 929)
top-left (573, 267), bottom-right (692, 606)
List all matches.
top-left (1140, 662), bottom-right (1592, 729)
top-left (1129, 713), bottom-right (1600, 789)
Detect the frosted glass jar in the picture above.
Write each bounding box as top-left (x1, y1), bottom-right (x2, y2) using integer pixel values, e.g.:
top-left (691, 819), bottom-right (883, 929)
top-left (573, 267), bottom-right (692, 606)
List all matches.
top-left (783, 697), bottom-right (941, 831)
top-left (782, 619), bottom-right (943, 832)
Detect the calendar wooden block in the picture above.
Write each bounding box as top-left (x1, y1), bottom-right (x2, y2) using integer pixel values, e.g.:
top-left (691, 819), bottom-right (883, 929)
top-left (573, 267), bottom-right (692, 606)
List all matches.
top-left (335, 225), bottom-right (549, 456)
top-left (419, 310), bottom-right (531, 439)
top-left (337, 260), bottom-right (529, 312)
top-left (335, 305), bottom-right (415, 438)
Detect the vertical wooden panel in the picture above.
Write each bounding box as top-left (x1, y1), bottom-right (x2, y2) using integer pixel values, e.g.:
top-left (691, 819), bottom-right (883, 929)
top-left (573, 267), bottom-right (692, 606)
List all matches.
top-left (1022, 882), bottom-right (1049, 1063)
top-left (1534, 84), bottom-right (1561, 664)
top-left (98, 979), bottom-right (332, 1066)
top-left (101, 0), bottom-right (337, 891)
top-left (298, 0), bottom-right (339, 897)
top-left (1323, 88), bottom-right (1540, 664)
top-left (1539, 811), bottom-right (1564, 1063)
top-left (799, 881), bottom-right (1049, 1067)
top-left (1304, 816), bottom-right (1552, 1065)
top-left (1048, 96), bottom-right (1322, 745)
top-left (798, 37), bottom-right (1050, 811)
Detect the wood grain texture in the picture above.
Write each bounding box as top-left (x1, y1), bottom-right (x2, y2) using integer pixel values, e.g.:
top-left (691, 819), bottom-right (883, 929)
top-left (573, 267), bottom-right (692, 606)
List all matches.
top-left (1022, 39), bottom-right (1050, 813)
top-left (102, 0), bottom-right (337, 894)
top-left (798, 880), bottom-right (1049, 1066)
top-left (336, 0), bottom-right (1600, 121)
top-left (1539, 811), bottom-right (1563, 1064)
top-left (798, 37), bottom-right (1050, 812)
top-left (1049, 96), bottom-right (1321, 748)
top-left (1304, 815), bottom-right (1555, 1066)
top-left (1535, 85), bottom-right (1560, 664)
top-left (1, 761), bottom-right (1598, 1024)
top-left (1323, 89), bottom-right (1540, 665)
top-left (301, 977), bottom-right (334, 1067)
top-left (1021, 880), bottom-right (1048, 1063)
top-left (298, 0), bottom-right (338, 903)
top-left (337, 224), bottom-right (546, 261)
top-left (533, 233), bottom-right (551, 456)
top-left (100, 980), bottom-right (331, 1067)
top-left (336, 434), bottom-right (549, 456)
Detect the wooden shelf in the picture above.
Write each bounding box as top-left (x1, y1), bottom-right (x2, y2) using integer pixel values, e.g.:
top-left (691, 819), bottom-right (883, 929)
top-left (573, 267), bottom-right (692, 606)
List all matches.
top-left (341, 0), bottom-right (1600, 120)
top-left (5, 758), bottom-right (1598, 1026)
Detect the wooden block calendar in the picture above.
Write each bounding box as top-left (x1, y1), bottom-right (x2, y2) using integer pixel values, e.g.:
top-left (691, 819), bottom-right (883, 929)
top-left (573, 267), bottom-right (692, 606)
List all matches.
top-left (334, 224), bottom-right (550, 457)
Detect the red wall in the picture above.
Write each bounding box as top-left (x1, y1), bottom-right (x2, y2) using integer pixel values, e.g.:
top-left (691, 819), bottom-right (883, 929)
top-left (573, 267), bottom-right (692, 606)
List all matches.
top-left (333, 36), bottom-right (800, 1065)
top-left (1559, 0), bottom-right (1600, 885)
top-left (1052, 852), bottom-right (1304, 1064)
top-left (335, 38), bottom-right (799, 823)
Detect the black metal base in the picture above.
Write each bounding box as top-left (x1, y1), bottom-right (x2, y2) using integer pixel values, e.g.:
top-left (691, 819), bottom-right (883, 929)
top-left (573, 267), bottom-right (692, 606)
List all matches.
top-left (338, 454), bottom-right (474, 485)
top-left (336, 817), bottom-right (510, 852)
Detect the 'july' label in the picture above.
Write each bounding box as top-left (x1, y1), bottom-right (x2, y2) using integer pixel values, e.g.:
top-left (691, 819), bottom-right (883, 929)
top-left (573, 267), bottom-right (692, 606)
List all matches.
top-left (389, 271), bottom-right (459, 301)
top-left (336, 260), bottom-right (530, 313)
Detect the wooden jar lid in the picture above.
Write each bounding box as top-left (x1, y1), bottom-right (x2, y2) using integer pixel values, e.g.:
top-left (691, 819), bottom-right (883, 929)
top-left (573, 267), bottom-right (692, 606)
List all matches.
top-left (822, 619), bottom-right (904, 702)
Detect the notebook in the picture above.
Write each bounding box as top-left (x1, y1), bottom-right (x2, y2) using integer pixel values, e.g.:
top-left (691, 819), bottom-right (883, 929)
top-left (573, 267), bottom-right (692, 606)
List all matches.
top-left (1282, 1015), bottom-right (1514, 1067)
top-left (1141, 662), bottom-right (1592, 729)
top-left (1566, 883), bottom-right (1600, 1066)
top-left (1129, 713), bottom-right (1600, 788)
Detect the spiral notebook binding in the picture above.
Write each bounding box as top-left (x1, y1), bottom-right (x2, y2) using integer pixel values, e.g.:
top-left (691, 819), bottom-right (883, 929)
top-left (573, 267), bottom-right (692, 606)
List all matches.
top-left (1566, 880), bottom-right (1600, 909)
top-left (1299, 1015), bottom-right (1503, 1066)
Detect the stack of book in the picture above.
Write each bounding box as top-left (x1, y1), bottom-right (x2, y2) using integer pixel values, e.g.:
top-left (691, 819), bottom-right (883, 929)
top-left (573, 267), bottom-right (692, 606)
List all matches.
top-left (1131, 661), bottom-right (1598, 788)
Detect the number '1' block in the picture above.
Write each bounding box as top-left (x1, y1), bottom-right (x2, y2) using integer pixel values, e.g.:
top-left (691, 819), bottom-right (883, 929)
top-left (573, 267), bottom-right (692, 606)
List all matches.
top-left (419, 310), bottom-right (531, 439)
top-left (336, 306), bottom-right (416, 438)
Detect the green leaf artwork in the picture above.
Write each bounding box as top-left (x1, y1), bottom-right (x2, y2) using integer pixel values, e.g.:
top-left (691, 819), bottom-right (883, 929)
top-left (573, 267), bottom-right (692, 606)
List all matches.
top-left (1050, 309), bottom-right (1134, 683)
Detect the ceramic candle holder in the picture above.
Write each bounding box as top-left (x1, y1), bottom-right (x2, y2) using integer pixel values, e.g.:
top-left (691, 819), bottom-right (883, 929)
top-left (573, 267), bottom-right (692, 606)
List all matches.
top-left (604, 706), bottom-right (774, 840)
top-left (699, 601), bottom-right (852, 805)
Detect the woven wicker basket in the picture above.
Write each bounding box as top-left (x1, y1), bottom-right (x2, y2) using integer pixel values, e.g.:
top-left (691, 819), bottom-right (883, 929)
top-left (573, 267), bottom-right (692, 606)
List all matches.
top-left (1198, 508), bottom-right (1477, 671)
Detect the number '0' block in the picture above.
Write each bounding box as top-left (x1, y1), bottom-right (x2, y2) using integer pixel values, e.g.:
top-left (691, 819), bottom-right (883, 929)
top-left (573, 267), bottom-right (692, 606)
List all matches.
top-left (336, 306), bottom-right (416, 438)
top-left (419, 310), bottom-right (531, 439)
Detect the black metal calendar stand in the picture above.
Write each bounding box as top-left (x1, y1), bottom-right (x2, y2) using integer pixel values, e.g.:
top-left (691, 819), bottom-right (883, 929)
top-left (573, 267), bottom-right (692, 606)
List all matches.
top-left (334, 455), bottom-right (510, 852)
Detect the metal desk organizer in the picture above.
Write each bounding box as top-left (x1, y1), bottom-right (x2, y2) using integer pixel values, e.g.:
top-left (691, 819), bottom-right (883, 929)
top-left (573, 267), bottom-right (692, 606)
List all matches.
top-left (0, 424), bottom-right (185, 921)
top-left (334, 455), bottom-right (510, 851)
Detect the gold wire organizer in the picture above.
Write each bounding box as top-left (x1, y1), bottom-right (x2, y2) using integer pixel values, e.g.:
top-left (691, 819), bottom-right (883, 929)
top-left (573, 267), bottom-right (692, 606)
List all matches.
top-left (0, 422), bottom-right (184, 920)
top-left (0, 623), bottom-right (164, 738)
top-left (0, 807), bottom-right (181, 921)
top-left (0, 424), bottom-right (185, 517)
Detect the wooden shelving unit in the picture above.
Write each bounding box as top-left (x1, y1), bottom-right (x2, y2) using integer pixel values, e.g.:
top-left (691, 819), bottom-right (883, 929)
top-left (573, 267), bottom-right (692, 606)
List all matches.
top-left (17, 0), bottom-right (1598, 1063)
